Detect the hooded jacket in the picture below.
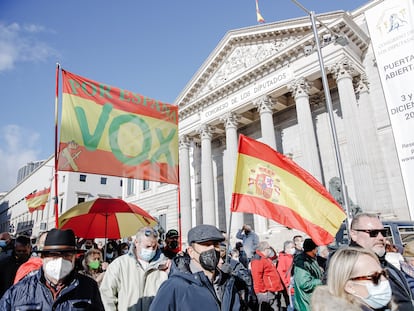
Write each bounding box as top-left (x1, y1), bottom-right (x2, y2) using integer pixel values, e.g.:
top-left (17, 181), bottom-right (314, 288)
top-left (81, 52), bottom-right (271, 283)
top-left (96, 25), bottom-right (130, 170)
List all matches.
top-left (149, 253), bottom-right (242, 311)
top-left (0, 268), bottom-right (104, 310)
top-left (293, 251), bottom-right (323, 311)
top-left (99, 245), bottom-right (168, 311)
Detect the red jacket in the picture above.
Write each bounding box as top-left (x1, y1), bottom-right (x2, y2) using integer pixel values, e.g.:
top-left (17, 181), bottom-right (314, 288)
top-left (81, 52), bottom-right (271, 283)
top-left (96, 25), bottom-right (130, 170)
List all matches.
top-left (276, 251), bottom-right (294, 294)
top-left (251, 250), bottom-right (284, 294)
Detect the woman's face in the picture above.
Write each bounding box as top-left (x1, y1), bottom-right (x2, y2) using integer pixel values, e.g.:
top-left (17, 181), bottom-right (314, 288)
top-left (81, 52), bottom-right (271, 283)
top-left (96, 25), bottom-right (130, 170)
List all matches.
top-left (345, 254), bottom-right (385, 298)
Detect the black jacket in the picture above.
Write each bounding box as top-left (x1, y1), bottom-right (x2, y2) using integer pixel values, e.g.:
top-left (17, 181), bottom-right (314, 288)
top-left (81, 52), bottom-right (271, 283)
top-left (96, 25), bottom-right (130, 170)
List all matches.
top-left (150, 253), bottom-right (242, 311)
top-left (0, 268), bottom-right (104, 311)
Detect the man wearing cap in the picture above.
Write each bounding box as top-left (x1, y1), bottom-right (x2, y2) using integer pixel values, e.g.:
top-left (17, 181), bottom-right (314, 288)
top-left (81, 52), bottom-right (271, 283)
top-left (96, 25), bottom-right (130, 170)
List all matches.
top-left (0, 228), bottom-right (104, 310)
top-left (162, 229), bottom-right (180, 259)
top-left (149, 224), bottom-right (243, 311)
top-left (100, 226), bottom-right (169, 311)
top-left (293, 238), bottom-right (322, 311)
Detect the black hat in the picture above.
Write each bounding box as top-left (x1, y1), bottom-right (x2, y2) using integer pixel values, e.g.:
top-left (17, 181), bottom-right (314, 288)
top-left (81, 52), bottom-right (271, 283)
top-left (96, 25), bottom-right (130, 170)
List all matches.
top-left (188, 224), bottom-right (225, 244)
top-left (166, 229), bottom-right (179, 238)
top-left (303, 238), bottom-right (318, 252)
top-left (39, 229), bottom-right (82, 253)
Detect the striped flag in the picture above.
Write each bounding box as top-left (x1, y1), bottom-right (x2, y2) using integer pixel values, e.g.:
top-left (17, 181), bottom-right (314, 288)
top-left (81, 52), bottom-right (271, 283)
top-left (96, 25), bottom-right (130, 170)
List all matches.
top-left (25, 188), bottom-right (51, 213)
top-left (255, 0), bottom-right (265, 23)
top-left (58, 70), bottom-right (179, 184)
top-left (231, 135), bottom-right (346, 245)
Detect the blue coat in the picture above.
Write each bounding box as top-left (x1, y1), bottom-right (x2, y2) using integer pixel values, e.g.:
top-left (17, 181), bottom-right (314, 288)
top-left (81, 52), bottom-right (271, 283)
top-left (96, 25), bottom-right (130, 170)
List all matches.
top-left (149, 254), bottom-right (242, 311)
top-left (0, 268), bottom-right (104, 311)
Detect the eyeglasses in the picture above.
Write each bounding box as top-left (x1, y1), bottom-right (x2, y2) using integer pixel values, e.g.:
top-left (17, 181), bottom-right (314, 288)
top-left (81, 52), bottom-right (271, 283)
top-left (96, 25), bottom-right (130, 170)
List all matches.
top-left (353, 229), bottom-right (387, 238)
top-left (143, 228), bottom-right (158, 238)
top-left (43, 252), bottom-right (75, 260)
top-left (350, 270), bottom-right (388, 285)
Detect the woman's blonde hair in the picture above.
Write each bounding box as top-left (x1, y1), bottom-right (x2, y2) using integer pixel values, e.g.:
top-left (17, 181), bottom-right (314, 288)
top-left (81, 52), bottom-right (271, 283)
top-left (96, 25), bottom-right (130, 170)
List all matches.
top-left (327, 246), bottom-right (380, 301)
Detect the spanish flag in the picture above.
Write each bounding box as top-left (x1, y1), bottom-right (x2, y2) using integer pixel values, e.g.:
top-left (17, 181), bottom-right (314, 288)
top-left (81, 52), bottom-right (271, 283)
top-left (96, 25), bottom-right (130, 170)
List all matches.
top-left (231, 135), bottom-right (346, 245)
top-left (256, 0), bottom-right (265, 23)
top-left (25, 188), bottom-right (51, 213)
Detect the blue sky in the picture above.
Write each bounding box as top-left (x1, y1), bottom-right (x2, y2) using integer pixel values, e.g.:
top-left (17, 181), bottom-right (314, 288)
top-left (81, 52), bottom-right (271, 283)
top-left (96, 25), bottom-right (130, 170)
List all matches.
top-left (0, 0), bottom-right (368, 192)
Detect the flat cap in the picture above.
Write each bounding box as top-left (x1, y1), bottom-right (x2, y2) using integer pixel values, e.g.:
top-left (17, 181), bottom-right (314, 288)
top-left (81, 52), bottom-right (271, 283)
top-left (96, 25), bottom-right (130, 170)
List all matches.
top-left (188, 224), bottom-right (225, 244)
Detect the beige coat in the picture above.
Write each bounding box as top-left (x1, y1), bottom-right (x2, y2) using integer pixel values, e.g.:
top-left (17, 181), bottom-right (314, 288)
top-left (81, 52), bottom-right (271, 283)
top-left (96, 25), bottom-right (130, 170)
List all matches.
top-left (100, 249), bottom-right (168, 311)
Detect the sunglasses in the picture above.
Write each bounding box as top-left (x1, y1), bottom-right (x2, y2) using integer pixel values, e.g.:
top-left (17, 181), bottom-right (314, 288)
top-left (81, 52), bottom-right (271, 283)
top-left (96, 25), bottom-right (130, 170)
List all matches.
top-left (353, 229), bottom-right (387, 238)
top-left (143, 228), bottom-right (158, 238)
top-left (350, 270), bottom-right (388, 285)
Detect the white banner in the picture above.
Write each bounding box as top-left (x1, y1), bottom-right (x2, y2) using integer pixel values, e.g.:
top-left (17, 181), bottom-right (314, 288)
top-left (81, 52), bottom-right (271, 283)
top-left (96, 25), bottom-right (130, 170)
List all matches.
top-left (365, 0), bottom-right (414, 218)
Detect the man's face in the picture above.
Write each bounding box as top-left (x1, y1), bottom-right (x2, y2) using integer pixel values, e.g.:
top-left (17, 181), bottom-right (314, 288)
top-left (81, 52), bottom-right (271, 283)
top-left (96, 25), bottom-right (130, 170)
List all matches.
top-left (294, 237), bottom-right (303, 250)
top-left (188, 241), bottom-right (220, 272)
top-left (84, 240), bottom-right (94, 249)
top-left (135, 235), bottom-right (157, 260)
top-left (42, 252), bottom-right (76, 283)
top-left (14, 242), bottom-right (31, 261)
top-left (350, 216), bottom-right (386, 257)
top-left (166, 235), bottom-right (179, 249)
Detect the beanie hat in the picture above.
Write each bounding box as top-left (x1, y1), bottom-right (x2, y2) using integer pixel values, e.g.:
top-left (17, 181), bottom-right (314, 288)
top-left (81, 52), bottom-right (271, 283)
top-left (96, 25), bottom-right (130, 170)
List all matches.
top-left (303, 238), bottom-right (318, 252)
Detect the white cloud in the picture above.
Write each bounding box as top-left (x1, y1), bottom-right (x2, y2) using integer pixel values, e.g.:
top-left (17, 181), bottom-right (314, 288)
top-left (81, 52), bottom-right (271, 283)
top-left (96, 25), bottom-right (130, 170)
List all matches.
top-left (0, 125), bottom-right (41, 192)
top-left (0, 22), bottom-right (58, 72)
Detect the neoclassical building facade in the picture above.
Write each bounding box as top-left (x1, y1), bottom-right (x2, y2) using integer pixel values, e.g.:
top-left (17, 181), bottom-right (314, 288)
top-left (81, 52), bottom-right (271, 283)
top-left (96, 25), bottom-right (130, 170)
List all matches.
top-left (128, 0), bottom-right (410, 246)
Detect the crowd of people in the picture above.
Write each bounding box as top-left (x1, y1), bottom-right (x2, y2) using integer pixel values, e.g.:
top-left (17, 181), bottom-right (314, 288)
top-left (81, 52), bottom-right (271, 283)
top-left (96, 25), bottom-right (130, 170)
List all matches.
top-left (0, 212), bottom-right (414, 310)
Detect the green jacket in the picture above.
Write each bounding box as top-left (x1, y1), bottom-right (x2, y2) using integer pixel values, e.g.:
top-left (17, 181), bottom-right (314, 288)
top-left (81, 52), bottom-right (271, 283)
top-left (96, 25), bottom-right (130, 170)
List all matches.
top-left (293, 253), bottom-right (322, 311)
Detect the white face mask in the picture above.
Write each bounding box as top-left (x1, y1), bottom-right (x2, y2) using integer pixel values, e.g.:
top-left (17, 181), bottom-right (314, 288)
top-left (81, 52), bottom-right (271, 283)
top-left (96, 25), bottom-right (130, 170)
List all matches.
top-left (140, 248), bottom-right (156, 262)
top-left (286, 248), bottom-right (296, 255)
top-left (44, 257), bottom-right (73, 281)
top-left (353, 280), bottom-right (392, 309)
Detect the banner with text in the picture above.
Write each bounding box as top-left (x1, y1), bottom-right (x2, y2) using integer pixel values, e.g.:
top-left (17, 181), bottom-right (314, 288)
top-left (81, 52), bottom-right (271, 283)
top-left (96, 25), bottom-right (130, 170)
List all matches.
top-left (58, 70), bottom-right (179, 184)
top-left (365, 0), bottom-right (414, 217)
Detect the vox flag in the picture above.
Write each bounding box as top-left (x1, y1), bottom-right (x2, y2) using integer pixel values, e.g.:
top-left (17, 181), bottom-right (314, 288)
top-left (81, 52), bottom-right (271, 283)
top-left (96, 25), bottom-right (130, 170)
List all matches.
top-left (231, 135), bottom-right (346, 245)
top-left (58, 70), bottom-right (179, 184)
top-left (26, 188), bottom-right (51, 213)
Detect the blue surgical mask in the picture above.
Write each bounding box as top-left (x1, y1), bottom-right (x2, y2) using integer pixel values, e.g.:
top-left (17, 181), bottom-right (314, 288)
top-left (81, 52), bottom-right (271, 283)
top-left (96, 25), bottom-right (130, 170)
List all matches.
top-left (0, 240), bottom-right (6, 248)
top-left (354, 280), bottom-right (392, 309)
top-left (140, 248), bottom-right (156, 262)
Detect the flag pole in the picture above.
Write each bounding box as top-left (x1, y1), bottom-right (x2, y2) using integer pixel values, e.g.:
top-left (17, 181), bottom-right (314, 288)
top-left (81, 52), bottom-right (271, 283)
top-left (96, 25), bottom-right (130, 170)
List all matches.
top-left (54, 63), bottom-right (60, 228)
top-left (226, 211), bottom-right (233, 263)
top-left (290, 0), bottom-right (352, 229)
top-left (177, 184), bottom-right (182, 251)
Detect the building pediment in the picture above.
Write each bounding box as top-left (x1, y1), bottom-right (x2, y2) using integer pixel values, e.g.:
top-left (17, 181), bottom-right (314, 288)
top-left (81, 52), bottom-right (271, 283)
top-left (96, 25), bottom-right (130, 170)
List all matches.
top-left (176, 10), bottom-right (369, 114)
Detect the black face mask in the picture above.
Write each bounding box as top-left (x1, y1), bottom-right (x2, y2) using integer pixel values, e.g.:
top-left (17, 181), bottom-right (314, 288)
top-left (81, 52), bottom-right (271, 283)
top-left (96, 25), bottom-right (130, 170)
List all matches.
top-left (168, 241), bottom-right (178, 250)
top-left (198, 248), bottom-right (220, 272)
top-left (15, 253), bottom-right (30, 263)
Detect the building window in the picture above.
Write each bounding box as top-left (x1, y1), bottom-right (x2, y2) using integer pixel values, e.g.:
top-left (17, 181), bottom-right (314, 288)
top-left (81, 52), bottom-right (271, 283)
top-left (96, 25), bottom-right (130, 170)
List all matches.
top-left (60, 198), bottom-right (64, 214)
top-left (100, 177), bottom-right (107, 185)
top-left (79, 174), bottom-right (87, 182)
top-left (78, 197), bottom-right (86, 204)
top-left (127, 179), bottom-right (135, 196)
top-left (143, 180), bottom-right (150, 191)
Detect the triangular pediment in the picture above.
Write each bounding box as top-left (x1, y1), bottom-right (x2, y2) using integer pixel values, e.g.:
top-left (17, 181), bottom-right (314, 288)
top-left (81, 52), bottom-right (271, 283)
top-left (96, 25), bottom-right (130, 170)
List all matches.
top-left (198, 38), bottom-right (298, 97)
top-left (176, 11), bottom-right (370, 109)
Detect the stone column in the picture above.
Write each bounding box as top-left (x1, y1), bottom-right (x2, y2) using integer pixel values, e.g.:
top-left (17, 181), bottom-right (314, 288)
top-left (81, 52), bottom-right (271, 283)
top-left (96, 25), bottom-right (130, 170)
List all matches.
top-left (289, 78), bottom-right (322, 181)
top-left (331, 58), bottom-right (374, 211)
top-left (198, 124), bottom-right (216, 225)
top-left (252, 95), bottom-right (280, 233)
top-left (179, 135), bottom-right (192, 244)
top-left (220, 112), bottom-right (244, 233)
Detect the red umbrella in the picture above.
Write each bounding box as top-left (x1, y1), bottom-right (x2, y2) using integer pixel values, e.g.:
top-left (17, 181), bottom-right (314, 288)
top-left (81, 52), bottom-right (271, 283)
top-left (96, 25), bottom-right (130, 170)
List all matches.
top-left (58, 198), bottom-right (157, 239)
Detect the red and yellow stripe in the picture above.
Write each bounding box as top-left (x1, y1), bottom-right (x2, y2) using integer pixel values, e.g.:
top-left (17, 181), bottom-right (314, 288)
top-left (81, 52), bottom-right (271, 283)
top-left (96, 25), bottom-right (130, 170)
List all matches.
top-left (26, 188), bottom-right (51, 213)
top-left (231, 135), bottom-right (346, 245)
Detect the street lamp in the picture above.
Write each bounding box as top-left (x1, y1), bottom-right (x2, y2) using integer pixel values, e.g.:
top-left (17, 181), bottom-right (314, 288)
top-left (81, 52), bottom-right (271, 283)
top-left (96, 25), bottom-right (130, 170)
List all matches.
top-left (291, 0), bottom-right (352, 225)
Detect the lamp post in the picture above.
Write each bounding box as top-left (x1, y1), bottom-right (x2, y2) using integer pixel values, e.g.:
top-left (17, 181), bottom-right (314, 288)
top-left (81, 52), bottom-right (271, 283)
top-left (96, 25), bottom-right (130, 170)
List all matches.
top-left (291, 0), bottom-right (352, 225)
